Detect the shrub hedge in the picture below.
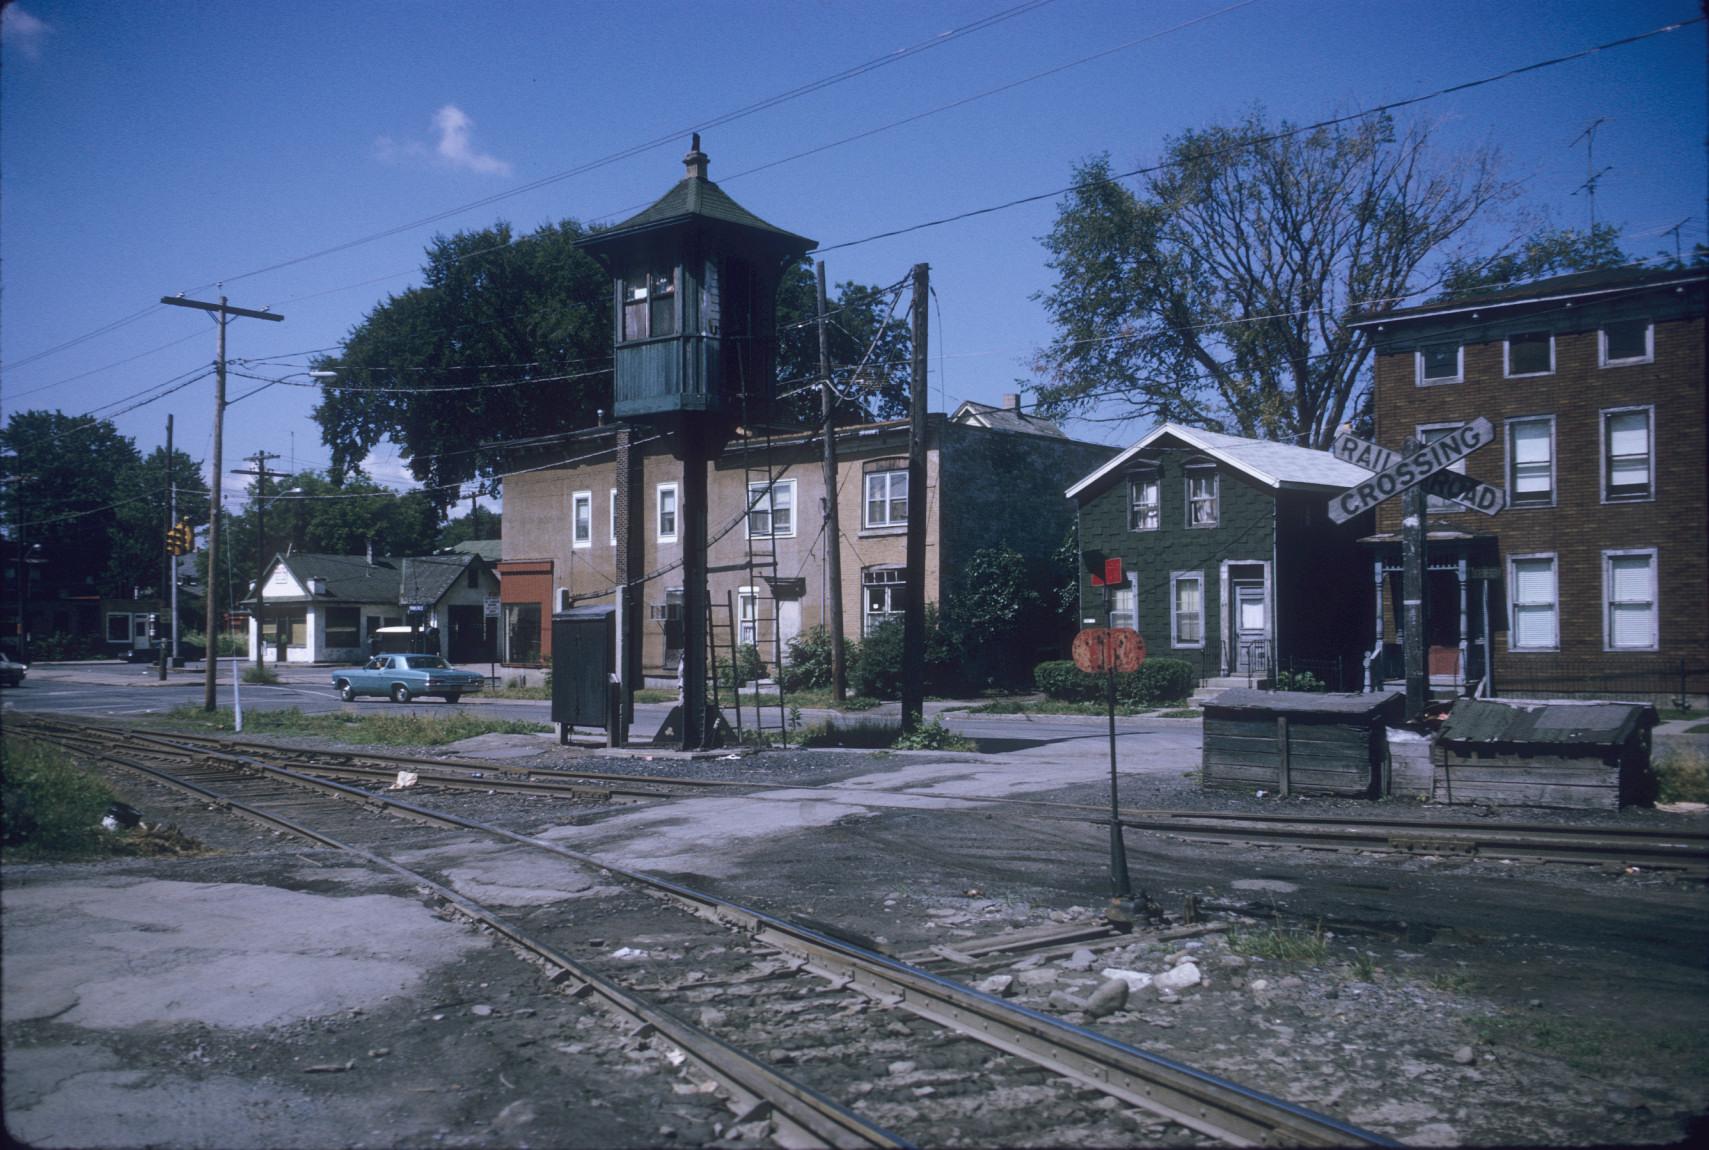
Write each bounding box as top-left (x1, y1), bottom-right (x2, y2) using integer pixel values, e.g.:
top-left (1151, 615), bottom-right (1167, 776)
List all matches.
top-left (1033, 657), bottom-right (1198, 706)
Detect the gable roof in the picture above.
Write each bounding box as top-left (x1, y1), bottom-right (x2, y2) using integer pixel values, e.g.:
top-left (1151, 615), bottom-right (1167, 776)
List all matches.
top-left (949, 399), bottom-right (1068, 439)
top-left (1350, 265), bottom-right (1706, 331)
top-left (1065, 423), bottom-right (1372, 500)
top-left (247, 551), bottom-right (485, 608)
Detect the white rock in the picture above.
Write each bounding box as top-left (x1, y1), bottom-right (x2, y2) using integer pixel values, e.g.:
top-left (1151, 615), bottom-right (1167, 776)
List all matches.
top-left (975, 974), bottom-right (1016, 997)
top-left (1018, 967), bottom-right (1059, 987)
top-left (1100, 968), bottom-right (1154, 993)
top-left (1062, 947), bottom-right (1097, 971)
top-left (1155, 962), bottom-right (1202, 992)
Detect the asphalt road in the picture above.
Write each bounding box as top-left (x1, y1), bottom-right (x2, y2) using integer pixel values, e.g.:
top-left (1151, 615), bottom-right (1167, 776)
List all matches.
top-left (0, 661), bottom-right (1206, 766)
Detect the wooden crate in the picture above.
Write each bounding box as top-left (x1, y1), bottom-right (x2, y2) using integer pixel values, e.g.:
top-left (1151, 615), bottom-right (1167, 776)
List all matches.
top-left (1432, 747), bottom-right (1622, 811)
top-left (1202, 690), bottom-right (1403, 797)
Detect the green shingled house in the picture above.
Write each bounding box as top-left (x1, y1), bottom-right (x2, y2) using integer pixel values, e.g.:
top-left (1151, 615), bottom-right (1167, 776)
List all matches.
top-left (1065, 424), bottom-right (1376, 690)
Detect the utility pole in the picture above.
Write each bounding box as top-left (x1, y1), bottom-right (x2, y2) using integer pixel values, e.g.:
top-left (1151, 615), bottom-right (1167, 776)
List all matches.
top-left (1401, 438), bottom-right (1429, 721)
top-left (158, 415), bottom-right (173, 682)
top-left (160, 291), bottom-right (283, 710)
top-left (900, 263), bottom-right (929, 733)
top-left (816, 261), bottom-right (847, 701)
top-left (231, 450), bottom-right (282, 675)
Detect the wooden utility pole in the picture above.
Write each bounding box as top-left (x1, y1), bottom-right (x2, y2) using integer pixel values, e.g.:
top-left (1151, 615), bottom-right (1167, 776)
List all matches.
top-left (160, 292), bottom-right (283, 711)
top-left (900, 263), bottom-right (929, 732)
top-left (231, 450), bottom-right (282, 674)
top-left (158, 415), bottom-right (173, 682)
top-left (816, 261), bottom-right (847, 700)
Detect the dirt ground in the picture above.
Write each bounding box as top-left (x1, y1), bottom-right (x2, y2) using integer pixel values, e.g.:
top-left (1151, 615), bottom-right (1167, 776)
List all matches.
top-left (4, 734), bottom-right (1707, 1148)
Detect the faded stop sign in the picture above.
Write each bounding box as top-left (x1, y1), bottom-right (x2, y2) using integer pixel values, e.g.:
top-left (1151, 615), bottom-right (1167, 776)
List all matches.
top-left (1072, 627), bottom-right (1146, 674)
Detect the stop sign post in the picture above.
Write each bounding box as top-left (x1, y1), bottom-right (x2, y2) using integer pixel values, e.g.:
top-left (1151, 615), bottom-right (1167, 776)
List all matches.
top-left (1077, 556), bottom-right (1145, 925)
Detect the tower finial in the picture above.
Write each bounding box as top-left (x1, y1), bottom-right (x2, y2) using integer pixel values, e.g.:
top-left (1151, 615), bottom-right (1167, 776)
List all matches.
top-left (684, 135), bottom-right (709, 180)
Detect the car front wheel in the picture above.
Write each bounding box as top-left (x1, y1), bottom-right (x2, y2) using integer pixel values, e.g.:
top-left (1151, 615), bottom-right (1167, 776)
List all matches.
top-left (391, 684), bottom-right (412, 704)
top-left (443, 691), bottom-right (462, 704)
top-left (337, 681), bottom-right (355, 702)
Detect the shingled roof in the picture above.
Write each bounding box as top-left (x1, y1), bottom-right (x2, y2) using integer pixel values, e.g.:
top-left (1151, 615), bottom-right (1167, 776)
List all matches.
top-left (1066, 423), bottom-right (1371, 500)
top-left (580, 139), bottom-right (813, 252)
top-left (244, 551), bottom-right (483, 608)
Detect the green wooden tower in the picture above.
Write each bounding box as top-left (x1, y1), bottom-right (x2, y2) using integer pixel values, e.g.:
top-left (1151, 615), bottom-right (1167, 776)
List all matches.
top-left (577, 136), bottom-right (814, 448)
top-left (577, 140), bottom-right (813, 748)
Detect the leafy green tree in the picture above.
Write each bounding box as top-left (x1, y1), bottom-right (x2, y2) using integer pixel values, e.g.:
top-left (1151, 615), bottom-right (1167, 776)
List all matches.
top-left (1, 411), bottom-right (206, 602)
top-left (774, 262), bottom-right (913, 425)
top-left (1034, 110), bottom-right (1509, 448)
top-left (1439, 223), bottom-right (1633, 298)
top-left (437, 505), bottom-right (501, 550)
top-left (312, 220), bottom-right (611, 512)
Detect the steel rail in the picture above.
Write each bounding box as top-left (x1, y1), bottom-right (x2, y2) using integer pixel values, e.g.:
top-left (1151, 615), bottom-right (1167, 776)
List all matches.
top-left (20, 716), bottom-right (1394, 1146)
top-left (13, 730), bottom-right (908, 1150)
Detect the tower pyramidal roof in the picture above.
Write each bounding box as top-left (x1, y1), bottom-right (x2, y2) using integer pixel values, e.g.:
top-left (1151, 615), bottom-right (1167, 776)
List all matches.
top-left (586, 134), bottom-right (815, 250)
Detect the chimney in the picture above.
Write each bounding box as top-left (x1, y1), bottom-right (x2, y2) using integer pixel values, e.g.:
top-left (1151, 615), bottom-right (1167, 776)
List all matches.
top-left (683, 133), bottom-right (709, 181)
top-left (1002, 393), bottom-right (1022, 413)
top-left (310, 576), bottom-right (326, 596)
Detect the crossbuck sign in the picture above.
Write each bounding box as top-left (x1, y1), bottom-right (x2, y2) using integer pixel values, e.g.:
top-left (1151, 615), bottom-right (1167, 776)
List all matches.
top-left (1327, 417), bottom-right (1498, 524)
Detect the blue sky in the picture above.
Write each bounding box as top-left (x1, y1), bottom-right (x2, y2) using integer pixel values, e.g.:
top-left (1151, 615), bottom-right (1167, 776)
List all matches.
top-left (3, 0), bottom-right (1703, 517)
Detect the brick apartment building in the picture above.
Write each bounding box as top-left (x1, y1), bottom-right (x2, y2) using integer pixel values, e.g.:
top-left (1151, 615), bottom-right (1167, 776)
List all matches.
top-left (497, 401), bottom-right (1114, 678)
top-left (1352, 265), bottom-right (1707, 701)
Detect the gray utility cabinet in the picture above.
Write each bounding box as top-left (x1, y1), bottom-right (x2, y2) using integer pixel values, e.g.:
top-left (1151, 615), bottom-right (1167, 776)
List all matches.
top-left (551, 607), bottom-right (617, 741)
top-left (1203, 690), bottom-right (1403, 797)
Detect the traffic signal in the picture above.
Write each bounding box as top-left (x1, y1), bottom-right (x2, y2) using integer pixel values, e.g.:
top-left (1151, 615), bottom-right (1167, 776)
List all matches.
top-left (166, 520), bottom-right (194, 555)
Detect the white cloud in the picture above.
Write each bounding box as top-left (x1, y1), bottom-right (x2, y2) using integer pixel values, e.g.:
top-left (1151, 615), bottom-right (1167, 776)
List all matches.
top-left (1, 5), bottom-right (52, 59)
top-left (432, 105), bottom-right (512, 176)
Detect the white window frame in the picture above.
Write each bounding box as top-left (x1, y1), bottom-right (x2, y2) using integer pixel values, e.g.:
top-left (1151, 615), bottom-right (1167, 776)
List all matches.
top-left (1415, 342), bottom-right (1463, 386)
top-left (737, 585), bottom-right (759, 647)
top-left (656, 482), bottom-right (678, 543)
top-left (1185, 469), bottom-right (1218, 529)
top-left (746, 478), bottom-right (797, 539)
top-left (609, 488), bottom-right (618, 546)
top-left (1503, 331), bottom-right (1555, 378)
top-left (1128, 474), bottom-right (1159, 532)
top-left (1417, 422), bottom-right (1470, 512)
top-left (862, 566), bottom-right (906, 636)
top-left (1107, 575), bottom-right (1137, 631)
top-left (1603, 548), bottom-right (1658, 652)
top-left (863, 469), bottom-right (908, 529)
top-left (1508, 553), bottom-right (1559, 652)
top-left (1599, 319), bottom-right (1654, 367)
top-left (1600, 405), bottom-right (1655, 503)
top-left (571, 490), bottom-right (593, 549)
top-left (1505, 415), bottom-right (1556, 509)
top-left (1170, 571), bottom-right (1205, 649)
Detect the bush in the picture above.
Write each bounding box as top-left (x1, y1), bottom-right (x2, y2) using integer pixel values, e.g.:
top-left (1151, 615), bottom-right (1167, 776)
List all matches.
top-left (717, 643), bottom-right (766, 688)
top-left (29, 632), bottom-right (109, 661)
top-left (1655, 745), bottom-right (1709, 804)
top-left (1273, 669), bottom-right (1327, 692)
top-left (780, 626), bottom-right (835, 692)
top-left (799, 717), bottom-right (900, 748)
top-left (847, 609), bottom-right (956, 700)
top-left (893, 716), bottom-right (976, 751)
top-left (1033, 656), bottom-right (1198, 706)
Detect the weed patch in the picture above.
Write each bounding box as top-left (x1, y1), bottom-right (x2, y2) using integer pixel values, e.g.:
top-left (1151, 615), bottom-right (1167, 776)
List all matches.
top-left (799, 717), bottom-right (900, 749)
top-left (1228, 920), bottom-right (1329, 964)
top-left (156, 705), bottom-right (549, 746)
top-left (1653, 745), bottom-right (1709, 804)
top-left (1468, 1013), bottom-right (1709, 1078)
top-left (892, 717), bottom-right (976, 752)
top-left (2, 735), bottom-right (121, 858)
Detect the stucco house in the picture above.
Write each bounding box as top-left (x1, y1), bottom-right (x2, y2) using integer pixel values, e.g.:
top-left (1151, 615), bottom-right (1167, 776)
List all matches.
top-left (243, 550), bottom-right (498, 665)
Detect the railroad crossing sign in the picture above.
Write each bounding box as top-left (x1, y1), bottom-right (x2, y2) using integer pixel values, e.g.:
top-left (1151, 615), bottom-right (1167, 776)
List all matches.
top-left (1327, 417), bottom-right (1498, 523)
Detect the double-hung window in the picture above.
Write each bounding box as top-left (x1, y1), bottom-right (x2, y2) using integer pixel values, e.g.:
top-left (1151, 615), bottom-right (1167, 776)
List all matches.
top-left (1417, 342), bottom-right (1463, 385)
top-left (737, 587), bottom-right (759, 647)
top-left (747, 479), bottom-right (795, 538)
top-left (1505, 331), bottom-right (1553, 377)
top-left (862, 567), bottom-right (906, 636)
top-left (1602, 407), bottom-right (1653, 502)
top-left (1128, 474), bottom-right (1159, 531)
top-left (1170, 572), bottom-right (1204, 647)
top-left (656, 483), bottom-right (678, 543)
top-left (1185, 468), bottom-right (1218, 528)
top-left (622, 265), bottom-right (676, 342)
top-left (865, 469), bottom-right (907, 528)
top-left (1604, 550), bottom-right (1658, 651)
top-left (1506, 416), bottom-right (1555, 507)
top-left (571, 491), bottom-right (592, 548)
top-left (1600, 319), bottom-right (1652, 366)
top-left (1509, 555), bottom-right (1558, 651)
top-left (1108, 583), bottom-right (1136, 631)
top-left (609, 489), bottom-right (618, 545)
top-left (1417, 424), bottom-right (1470, 512)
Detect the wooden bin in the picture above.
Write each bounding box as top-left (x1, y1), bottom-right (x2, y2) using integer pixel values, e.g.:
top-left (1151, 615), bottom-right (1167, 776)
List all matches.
top-left (1202, 690), bottom-right (1404, 797)
top-left (1432, 698), bottom-right (1657, 810)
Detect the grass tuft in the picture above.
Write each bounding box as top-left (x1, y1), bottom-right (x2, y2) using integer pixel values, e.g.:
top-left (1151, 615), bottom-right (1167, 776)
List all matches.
top-left (1228, 919), bottom-right (1329, 964)
top-left (1653, 745), bottom-right (1709, 803)
top-left (156, 705), bottom-right (550, 746)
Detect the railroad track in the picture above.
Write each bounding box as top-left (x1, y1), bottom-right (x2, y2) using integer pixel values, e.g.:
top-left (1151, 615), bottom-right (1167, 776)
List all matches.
top-left (19, 716), bottom-right (1706, 876)
top-left (13, 715), bottom-right (1394, 1148)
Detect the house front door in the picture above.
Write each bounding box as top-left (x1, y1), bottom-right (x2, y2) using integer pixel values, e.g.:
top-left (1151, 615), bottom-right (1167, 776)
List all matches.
top-left (1233, 581), bottom-right (1267, 673)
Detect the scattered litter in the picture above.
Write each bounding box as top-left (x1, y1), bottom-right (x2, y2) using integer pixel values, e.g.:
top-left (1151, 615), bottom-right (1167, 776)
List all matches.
top-left (720, 754), bottom-right (741, 760)
top-left (1255, 790), bottom-right (1267, 799)
top-left (303, 1060), bottom-right (355, 1074)
top-left (1656, 801), bottom-right (1707, 813)
top-left (470, 1004), bottom-right (494, 1017)
top-left (664, 1046), bottom-right (687, 1067)
top-left (101, 802), bottom-right (143, 831)
top-left (389, 771), bottom-right (419, 790)
top-left (368, 1048), bottom-right (390, 1058)
top-left (611, 947), bottom-right (650, 960)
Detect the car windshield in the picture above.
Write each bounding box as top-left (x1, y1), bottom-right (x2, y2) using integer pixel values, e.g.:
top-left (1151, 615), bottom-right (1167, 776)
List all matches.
top-left (405, 656), bottom-right (448, 669)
